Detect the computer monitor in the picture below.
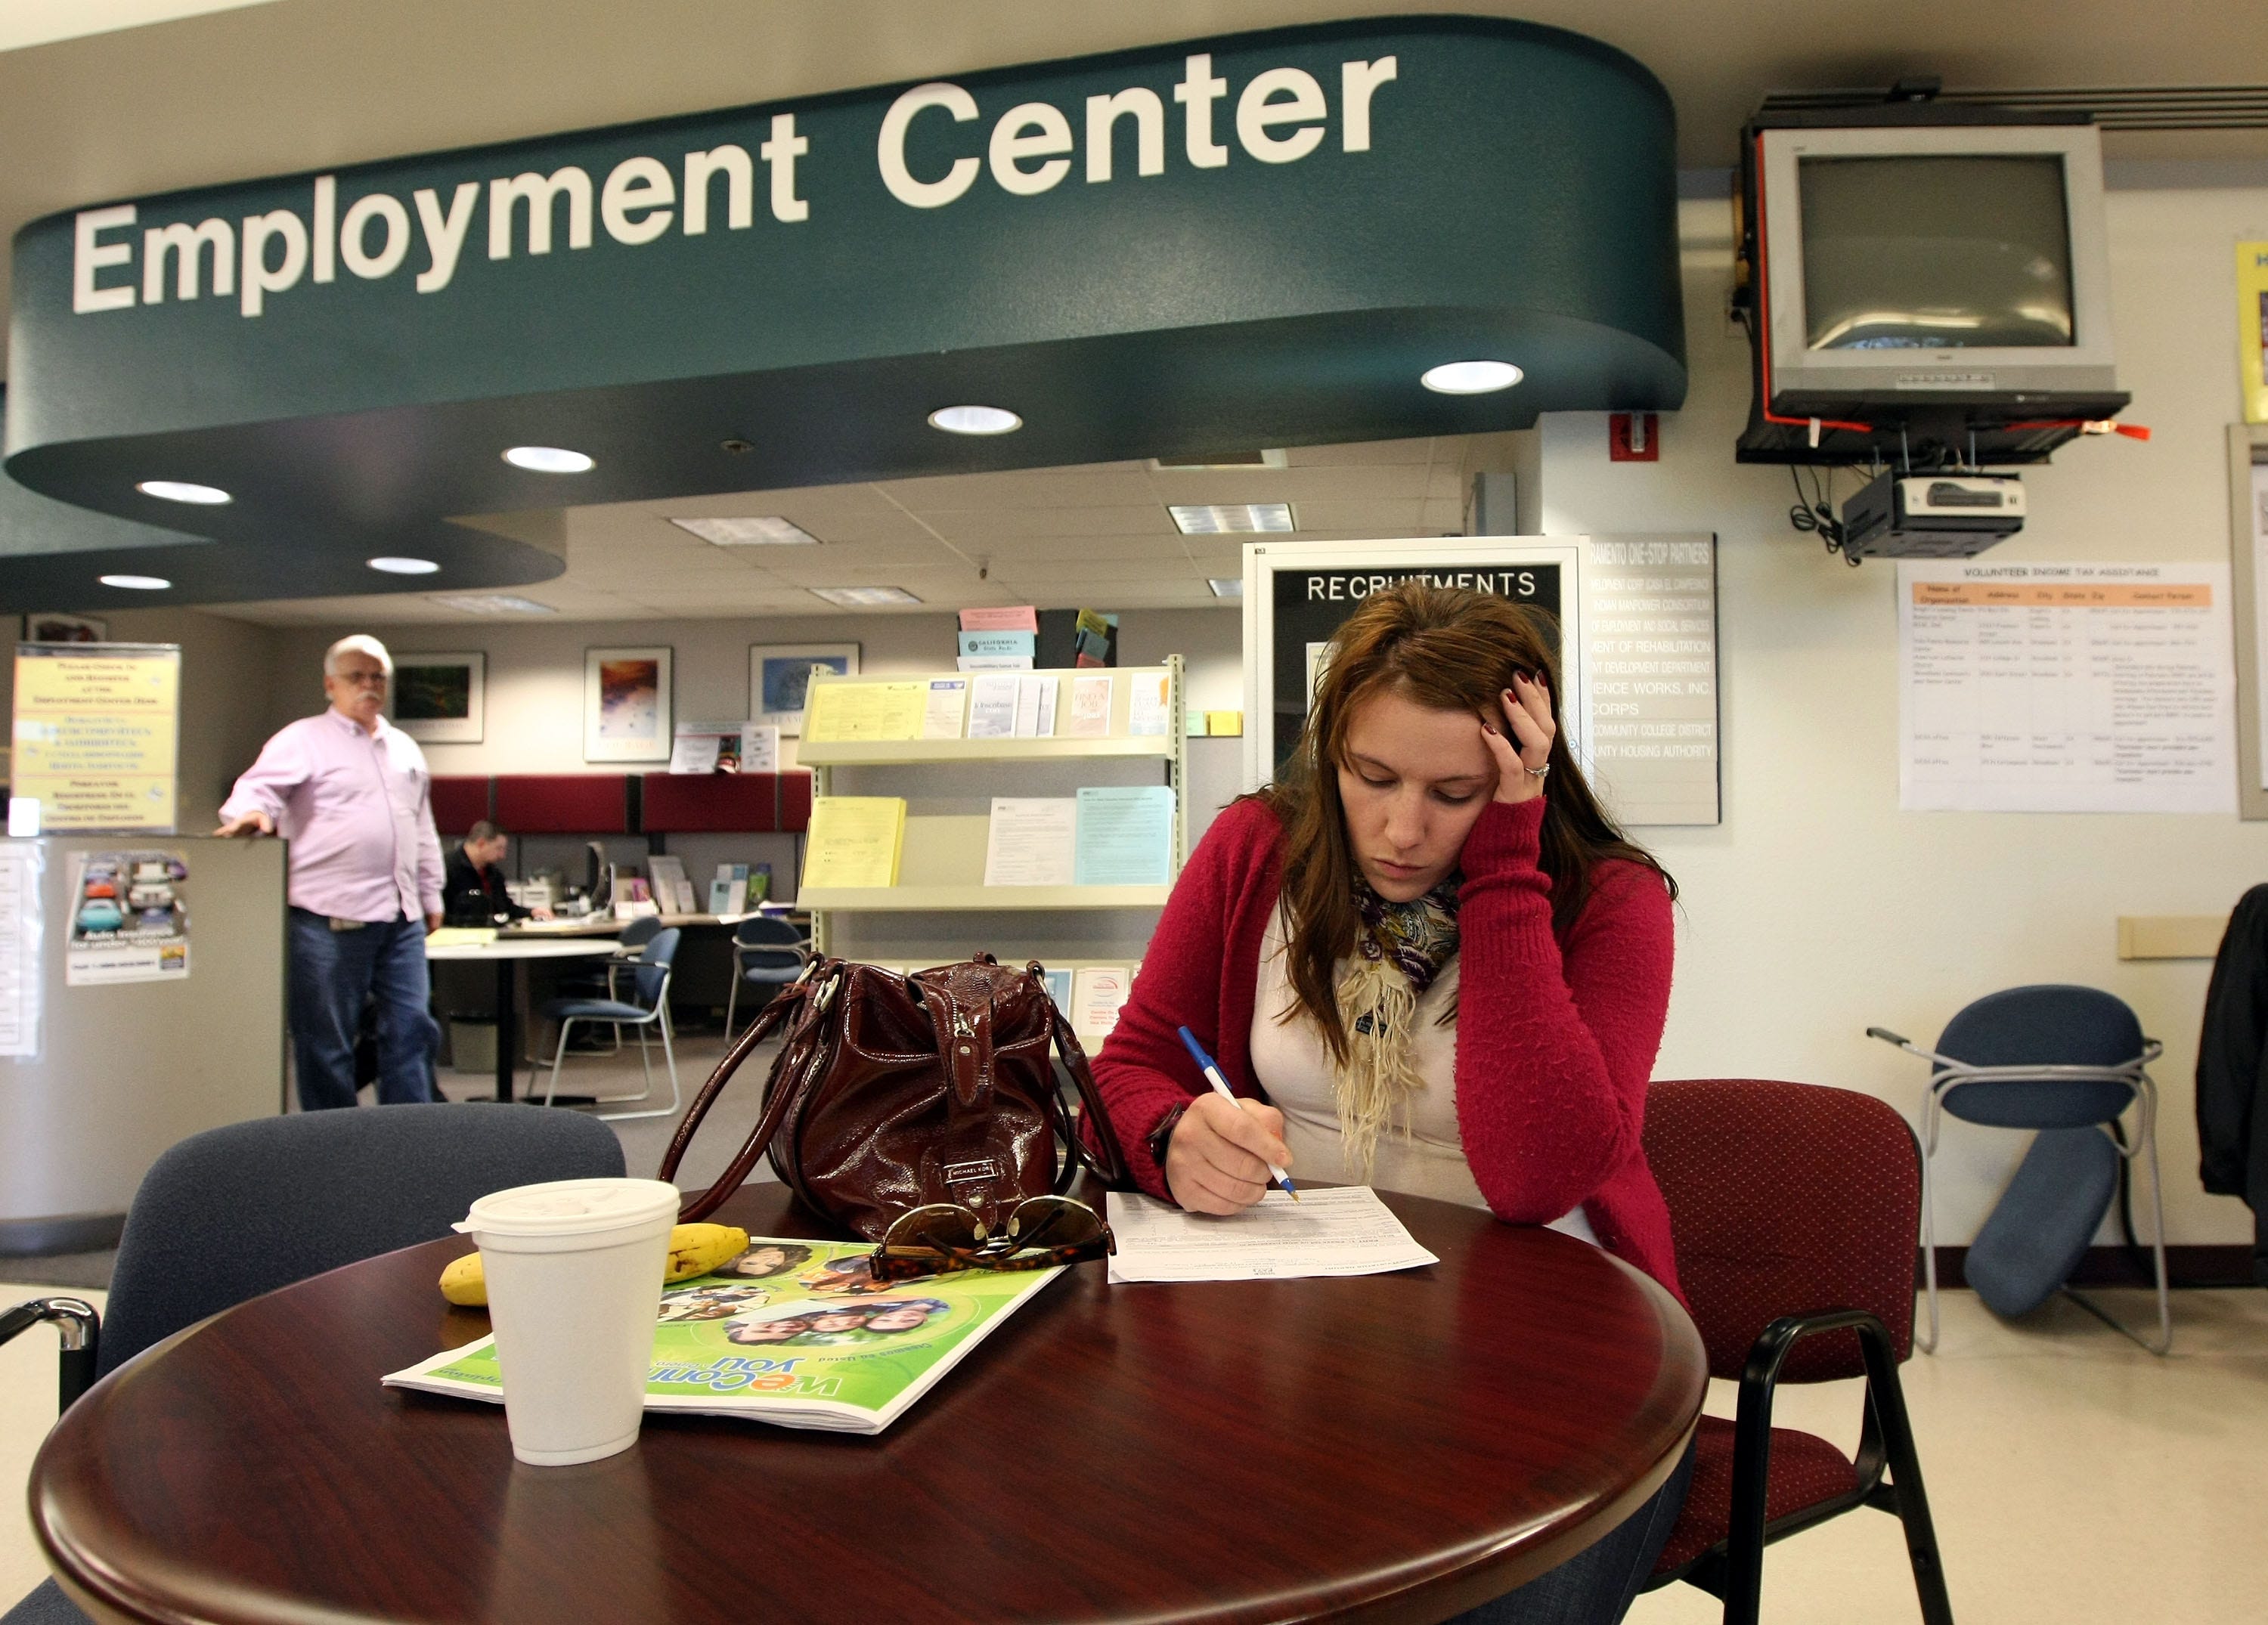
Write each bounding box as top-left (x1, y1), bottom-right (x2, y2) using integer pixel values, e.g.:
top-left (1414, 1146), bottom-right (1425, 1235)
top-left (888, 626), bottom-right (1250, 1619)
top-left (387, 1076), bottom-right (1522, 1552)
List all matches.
top-left (1754, 120), bottom-right (2116, 410)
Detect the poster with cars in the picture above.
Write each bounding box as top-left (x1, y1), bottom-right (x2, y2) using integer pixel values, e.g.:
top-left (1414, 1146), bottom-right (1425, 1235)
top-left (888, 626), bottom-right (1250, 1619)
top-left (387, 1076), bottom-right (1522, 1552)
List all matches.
top-left (66, 850), bottom-right (191, 985)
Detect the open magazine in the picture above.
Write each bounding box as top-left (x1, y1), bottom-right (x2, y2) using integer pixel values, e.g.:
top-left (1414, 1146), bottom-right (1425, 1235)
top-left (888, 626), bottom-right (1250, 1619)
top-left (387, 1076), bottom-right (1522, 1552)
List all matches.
top-left (384, 1237), bottom-right (1064, 1435)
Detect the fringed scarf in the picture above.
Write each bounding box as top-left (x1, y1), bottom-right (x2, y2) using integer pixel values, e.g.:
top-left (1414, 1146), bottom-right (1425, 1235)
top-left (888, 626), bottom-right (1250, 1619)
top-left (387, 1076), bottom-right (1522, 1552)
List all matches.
top-left (1331, 876), bottom-right (1461, 1178)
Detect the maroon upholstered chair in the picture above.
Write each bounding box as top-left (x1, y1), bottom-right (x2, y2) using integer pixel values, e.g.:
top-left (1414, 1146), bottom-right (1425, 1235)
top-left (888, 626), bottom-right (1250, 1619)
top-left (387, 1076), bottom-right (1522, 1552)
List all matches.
top-left (1640, 1079), bottom-right (1954, 1625)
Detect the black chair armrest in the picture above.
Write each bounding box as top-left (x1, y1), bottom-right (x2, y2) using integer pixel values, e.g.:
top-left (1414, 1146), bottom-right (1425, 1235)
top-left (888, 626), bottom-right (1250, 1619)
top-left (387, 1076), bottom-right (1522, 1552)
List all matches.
top-left (1, 1296), bottom-right (102, 1411)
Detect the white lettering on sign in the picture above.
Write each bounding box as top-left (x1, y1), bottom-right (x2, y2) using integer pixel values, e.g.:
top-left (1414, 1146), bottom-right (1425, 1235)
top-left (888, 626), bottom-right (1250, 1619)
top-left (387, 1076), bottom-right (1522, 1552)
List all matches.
top-left (1304, 568), bottom-right (1537, 601)
top-left (67, 52), bottom-right (1396, 319)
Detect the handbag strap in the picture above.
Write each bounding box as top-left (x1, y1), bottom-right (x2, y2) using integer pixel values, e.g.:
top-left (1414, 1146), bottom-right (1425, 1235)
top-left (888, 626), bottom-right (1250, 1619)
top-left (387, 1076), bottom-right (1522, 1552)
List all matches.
top-left (660, 959), bottom-right (840, 1222)
top-left (1032, 963), bottom-right (1130, 1190)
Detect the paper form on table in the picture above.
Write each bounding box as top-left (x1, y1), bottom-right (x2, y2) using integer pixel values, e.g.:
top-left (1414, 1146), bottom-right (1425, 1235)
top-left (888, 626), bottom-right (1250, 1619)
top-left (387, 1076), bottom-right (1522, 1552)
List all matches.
top-left (1103, 1187), bottom-right (1438, 1283)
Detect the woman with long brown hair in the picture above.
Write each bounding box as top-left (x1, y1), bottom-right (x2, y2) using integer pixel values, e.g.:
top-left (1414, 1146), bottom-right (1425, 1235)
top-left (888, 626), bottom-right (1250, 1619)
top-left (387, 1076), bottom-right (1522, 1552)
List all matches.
top-left (1093, 580), bottom-right (1688, 1624)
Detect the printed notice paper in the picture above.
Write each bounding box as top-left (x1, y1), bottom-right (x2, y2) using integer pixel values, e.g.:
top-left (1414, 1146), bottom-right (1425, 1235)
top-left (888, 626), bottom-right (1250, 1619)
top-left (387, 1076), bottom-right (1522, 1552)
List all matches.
top-left (1074, 786), bottom-right (1174, 886)
top-left (1067, 673), bottom-right (1113, 737)
top-left (1070, 965), bottom-right (1132, 1035)
top-left (1126, 671), bottom-right (1171, 737)
top-left (801, 797), bottom-right (905, 888)
top-left (1898, 562), bottom-right (2235, 814)
top-left (983, 798), bottom-right (1077, 887)
top-left (1105, 1187), bottom-right (1439, 1283)
top-left (967, 675), bottom-right (1019, 738)
top-left (921, 679), bottom-right (968, 739)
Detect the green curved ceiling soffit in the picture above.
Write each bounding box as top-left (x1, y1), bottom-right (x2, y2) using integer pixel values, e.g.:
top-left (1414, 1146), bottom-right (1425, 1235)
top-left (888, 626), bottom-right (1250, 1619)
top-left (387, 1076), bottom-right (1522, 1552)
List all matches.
top-left (2, 14), bottom-right (1684, 611)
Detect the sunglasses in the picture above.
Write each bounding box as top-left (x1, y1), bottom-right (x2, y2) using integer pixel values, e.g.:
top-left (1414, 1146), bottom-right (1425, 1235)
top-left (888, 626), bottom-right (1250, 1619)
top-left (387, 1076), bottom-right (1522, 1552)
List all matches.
top-left (869, 1195), bottom-right (1114, 1282)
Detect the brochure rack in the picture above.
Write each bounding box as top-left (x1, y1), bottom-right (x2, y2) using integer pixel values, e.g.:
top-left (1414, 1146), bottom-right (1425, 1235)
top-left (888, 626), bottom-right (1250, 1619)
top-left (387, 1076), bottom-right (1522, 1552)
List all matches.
top-left (795, 659), bottom-right (1186, 978)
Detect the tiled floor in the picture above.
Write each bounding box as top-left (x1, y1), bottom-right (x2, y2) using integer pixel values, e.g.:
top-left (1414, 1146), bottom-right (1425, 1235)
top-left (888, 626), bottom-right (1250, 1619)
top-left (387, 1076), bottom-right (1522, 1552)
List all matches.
top-left (6, 1038), bottom-right (2264, 1620)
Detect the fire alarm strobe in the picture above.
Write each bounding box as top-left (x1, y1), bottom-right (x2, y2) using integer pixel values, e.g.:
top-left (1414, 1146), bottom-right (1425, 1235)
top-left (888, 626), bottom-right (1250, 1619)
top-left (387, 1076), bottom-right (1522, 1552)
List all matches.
top-left (1839, 472), bottom-right (2027, 559)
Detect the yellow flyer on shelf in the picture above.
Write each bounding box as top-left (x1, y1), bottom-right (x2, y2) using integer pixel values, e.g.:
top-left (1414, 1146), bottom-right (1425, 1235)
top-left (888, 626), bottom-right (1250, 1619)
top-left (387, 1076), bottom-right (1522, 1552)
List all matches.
top-left (2241, 242), bottom-right (2268, 426)
top-left (806, 682), bottom-right (927, 742)
top-left (801, 797), bottom-right (906, 887)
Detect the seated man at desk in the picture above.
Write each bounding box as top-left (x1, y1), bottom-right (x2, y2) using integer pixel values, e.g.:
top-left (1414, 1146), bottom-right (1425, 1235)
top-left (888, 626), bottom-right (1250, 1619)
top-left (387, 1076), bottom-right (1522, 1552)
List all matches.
top-left (442, 821), bottom-right (553, 927)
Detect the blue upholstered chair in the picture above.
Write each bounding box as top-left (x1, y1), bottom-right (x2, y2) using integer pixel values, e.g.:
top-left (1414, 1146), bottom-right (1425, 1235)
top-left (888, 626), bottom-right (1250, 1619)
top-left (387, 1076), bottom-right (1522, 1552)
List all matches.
top-left (537, 927), bottom-right (682, 1121)
top-left (0, 1103), bottom-right (624, 1624)
top-left (1870, 984), bottom-right (2168, 1354)
top-left (723, 915), bottom-right (810, 1039)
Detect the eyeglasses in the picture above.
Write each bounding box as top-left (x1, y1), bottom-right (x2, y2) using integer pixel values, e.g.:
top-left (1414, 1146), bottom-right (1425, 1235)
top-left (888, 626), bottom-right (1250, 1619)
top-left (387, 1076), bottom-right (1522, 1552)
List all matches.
top-left (869, 1195), bottom-right (1114, 1282)
top-left (333, 670), bottom-right (389, 687)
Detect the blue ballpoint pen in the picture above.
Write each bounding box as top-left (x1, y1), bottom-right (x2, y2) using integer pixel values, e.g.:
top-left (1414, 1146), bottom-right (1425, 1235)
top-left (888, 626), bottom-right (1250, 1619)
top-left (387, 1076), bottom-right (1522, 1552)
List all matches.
top-left (1177, 1025), bottom-right (1300, 1202)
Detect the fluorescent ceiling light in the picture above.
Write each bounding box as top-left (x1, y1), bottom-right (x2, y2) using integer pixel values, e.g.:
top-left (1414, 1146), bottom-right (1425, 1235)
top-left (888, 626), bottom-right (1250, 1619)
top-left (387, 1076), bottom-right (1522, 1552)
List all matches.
top-left (927, 404), bottom-right (1021, 436)
top-left (429, 593), bottom-right (556, 614)
top-left (367, 556), bottom-right (440, 574)
top-left (501, 445), bottom-right (596, 473)
top-left (1207, 578), bottom-right (1245, 598)
top-left (810, 586), bottom-right (922, 607)
top-left (1421, 360), bottom-right (1524, 395)
top-left (1150, 450), bottom-right (1288, 470)
top-left (669, 516), bottom-right (822, 546)
top-left (1169, 503), bottom-right (1294, 535)
top-left (100, 574), bottom-right (171, 590)
top-left (136, 479), bottom-right (231, 505)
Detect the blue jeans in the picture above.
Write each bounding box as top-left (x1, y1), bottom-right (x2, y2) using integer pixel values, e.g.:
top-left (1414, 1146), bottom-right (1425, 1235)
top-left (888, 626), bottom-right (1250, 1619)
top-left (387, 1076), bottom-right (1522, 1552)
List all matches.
top-left (1448, 1438), bottom-right (1698, 1625)
top-left (287, 908), bottom-right (440, 1110)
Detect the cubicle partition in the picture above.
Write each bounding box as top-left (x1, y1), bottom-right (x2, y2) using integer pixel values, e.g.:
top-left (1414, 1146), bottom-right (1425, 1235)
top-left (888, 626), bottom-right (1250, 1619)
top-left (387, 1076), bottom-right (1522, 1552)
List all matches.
top-left (0, 834), bottom-right (287, 1255)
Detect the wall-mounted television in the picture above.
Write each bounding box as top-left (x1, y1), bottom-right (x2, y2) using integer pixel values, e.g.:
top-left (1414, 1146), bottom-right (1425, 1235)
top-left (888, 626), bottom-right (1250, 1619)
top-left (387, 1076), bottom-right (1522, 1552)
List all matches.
top-left (1737, 109), bottom-right (2129, 467)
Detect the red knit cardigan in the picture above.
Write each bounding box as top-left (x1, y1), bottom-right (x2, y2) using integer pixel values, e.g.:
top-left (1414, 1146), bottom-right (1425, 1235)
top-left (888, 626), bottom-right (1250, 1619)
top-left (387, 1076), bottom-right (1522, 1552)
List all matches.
top-left (1090, 794), bottom-right (1684, 1302)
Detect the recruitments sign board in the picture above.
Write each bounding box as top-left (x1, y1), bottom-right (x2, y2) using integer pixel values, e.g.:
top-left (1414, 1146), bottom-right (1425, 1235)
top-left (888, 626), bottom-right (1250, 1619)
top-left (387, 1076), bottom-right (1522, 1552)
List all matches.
top-left (8, 643), bottom-right (181, 833)
top-left (1241, 536), bottom-right (1720, 827)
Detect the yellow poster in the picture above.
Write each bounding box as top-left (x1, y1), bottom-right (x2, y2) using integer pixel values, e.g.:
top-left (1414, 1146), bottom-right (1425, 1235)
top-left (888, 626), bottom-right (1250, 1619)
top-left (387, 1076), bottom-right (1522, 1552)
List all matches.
top-left (2242, 241), bottom-right (2268, 426)
top-left (10, 643), bottom-right (181, 832)
top-left (804, 681), bottom-right (927, 743)
top-left (801, 797), bottom-right (905, 888)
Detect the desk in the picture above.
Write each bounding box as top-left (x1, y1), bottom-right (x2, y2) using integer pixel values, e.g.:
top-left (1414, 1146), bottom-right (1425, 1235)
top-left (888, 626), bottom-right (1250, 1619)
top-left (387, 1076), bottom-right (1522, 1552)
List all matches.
top-left (424, 938), bottom-right (621, 1101)
top-left (29, 1185), bottom-right (1704, 1625)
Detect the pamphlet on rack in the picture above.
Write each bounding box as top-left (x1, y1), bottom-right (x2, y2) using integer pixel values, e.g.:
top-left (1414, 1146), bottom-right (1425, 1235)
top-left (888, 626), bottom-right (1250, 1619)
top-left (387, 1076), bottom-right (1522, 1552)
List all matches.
top-left (385, 1237), bottom-right (1066, 1435)
top-left (710, 862), bottom-right (751, 915)
top-left (983, 798), bottom-right (1077, 886)
top-left (806, 682), bottom-right (927, 743)
top-left (1126, 671), bottom-right (1170, 736)
top-left (921, 679), bottom-right (968, 738)
top-left (1073, 786), bottom-right (1174, 885)
top-left (1070, 965), bottom-right (1132, 1035)
top-left (959, 605), bottom-right (1039, 634)
top-left (967, 674), bottom-right (1020, 738)
top-left (959, 630), bottom-right (1036, 661)
top-left (647, 856), bottom-right (697, 915)
top-left (1066, 672), bottom-right (1113, 737)
top-left (957, 655), bottom-right (1033, 672)
top-left (802, 797), bottom-right (906, 888)
top-left (1104, 1187), bottom-right (1439, 1283)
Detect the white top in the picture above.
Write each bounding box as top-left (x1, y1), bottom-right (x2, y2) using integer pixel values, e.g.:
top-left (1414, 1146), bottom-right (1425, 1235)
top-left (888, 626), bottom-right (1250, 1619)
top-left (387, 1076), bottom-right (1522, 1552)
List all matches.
top-left (461, 1178), bottom-right (680, 1237)
top-left (1249, 907), bottom-right (1599, 1246)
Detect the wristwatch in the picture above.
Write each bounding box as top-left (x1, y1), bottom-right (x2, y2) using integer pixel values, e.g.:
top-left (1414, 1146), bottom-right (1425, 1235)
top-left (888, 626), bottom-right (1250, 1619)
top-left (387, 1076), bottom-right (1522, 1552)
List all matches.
top-left (1145, 1102), bottom-right (1189, 1168)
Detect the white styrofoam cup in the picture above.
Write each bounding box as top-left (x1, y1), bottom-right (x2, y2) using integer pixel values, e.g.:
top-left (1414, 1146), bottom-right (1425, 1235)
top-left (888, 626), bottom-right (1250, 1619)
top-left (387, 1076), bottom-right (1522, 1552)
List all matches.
top-left (458, 1178), bottom-right (680, 1466)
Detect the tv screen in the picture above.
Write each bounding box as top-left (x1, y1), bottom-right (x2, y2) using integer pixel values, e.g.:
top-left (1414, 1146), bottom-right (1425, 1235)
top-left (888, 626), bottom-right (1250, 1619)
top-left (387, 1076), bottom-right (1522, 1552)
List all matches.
top-left (1798, 155), bottom-right (2074, 351)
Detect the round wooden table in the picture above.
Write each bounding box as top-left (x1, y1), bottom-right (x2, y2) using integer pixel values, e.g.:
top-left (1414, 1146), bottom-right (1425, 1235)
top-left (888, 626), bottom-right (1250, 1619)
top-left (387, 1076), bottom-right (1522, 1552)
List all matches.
top-left (31, 1185), bottom-right (1705, 1625)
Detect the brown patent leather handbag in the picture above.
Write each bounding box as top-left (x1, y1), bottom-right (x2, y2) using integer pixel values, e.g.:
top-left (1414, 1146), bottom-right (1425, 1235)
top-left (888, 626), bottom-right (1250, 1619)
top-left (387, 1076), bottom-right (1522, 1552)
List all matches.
top-left (660, 955), bottom-right (1129, 1240)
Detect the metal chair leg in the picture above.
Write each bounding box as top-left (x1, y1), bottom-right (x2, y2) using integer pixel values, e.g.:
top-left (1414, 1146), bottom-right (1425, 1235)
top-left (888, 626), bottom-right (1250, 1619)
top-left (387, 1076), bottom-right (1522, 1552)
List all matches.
top-left (723, 973), bottom-right (741, 1043)
top-left (2062, 1093), bottom-right (2172, 1355)
top-left (600, 1007), bottom-right (682, 1122)
top-left (1917, 1093), bottom-right (1942, 1354)
top-left (542, 1017), bottom-right (575, 1106)
top-left (1856, 1328), bottom-right (1957, 1625)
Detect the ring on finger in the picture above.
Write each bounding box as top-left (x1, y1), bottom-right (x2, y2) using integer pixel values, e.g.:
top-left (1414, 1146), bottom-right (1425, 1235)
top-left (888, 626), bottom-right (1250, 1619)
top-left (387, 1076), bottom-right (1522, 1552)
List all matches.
top-left (1524, 761), bottom-right (1551, 778)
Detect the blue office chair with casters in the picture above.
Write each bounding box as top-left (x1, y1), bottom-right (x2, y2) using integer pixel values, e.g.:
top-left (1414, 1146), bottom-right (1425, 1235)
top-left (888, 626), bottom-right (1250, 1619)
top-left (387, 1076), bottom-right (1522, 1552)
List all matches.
top-left (724, 915), bottom-right (810, 1039)
top-left (1870, 984), bottom-right (2169, 1354)
top-left (0, 1103), bottom-right (624, 1625)
top-left (538, 927), bottom-right (681, 1121)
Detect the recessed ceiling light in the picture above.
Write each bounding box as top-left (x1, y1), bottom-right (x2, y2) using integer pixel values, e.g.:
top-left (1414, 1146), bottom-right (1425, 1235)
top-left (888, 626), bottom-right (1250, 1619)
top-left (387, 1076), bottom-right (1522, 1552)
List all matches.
top-left (927, 405), bottom-right (1021, 436)
top-left (501, 445), bottom-right (596, 473)
top-left (669, 516), bottom-right (822, 546)
top-left (810, 586), bottom-right (923, 607)
top-left (428, 593), bottom-right (557, 614)
top-left (136, 479), bottom-right (231, 505)
top-left (367, 556), bottom-right (440, 575)
top-left (1169, 503), bottom-right (1295, 535)
top-left (1208, 578), bottom-right (1245, 598)
top-left (1421, 360), bottom-right (1524, 395)
top-left (1150, 450), bottom-right (1289, 471)
top-left (100, 574), bottom-right (171, 590)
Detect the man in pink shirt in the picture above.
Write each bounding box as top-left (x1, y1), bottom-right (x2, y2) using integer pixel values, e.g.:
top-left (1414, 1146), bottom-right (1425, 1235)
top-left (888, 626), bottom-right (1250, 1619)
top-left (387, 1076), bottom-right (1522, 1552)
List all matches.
top-left (218, 636), bottom-right (446, 1110)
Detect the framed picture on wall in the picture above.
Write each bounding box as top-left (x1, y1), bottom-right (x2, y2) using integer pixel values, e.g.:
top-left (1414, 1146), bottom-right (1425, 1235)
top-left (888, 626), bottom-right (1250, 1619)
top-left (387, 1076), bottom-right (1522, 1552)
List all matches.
top-left (387, 652), bottom-right (485, 743)
top-left (749, 642), bottom-right (859, 735)
top-left (22, 612), bottom-right (107, 643)
top-left (584, 645), bottom-right (674, 762)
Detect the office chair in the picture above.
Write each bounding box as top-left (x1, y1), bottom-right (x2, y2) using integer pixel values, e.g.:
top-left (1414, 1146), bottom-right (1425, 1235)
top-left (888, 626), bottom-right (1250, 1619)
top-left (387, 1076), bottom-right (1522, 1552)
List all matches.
top-left (723, 915), bottom-right (810, 1040)
top-left (1640, 1079), bottom-right (1952, 1625)
top-left (538, 927), bottom-right (682, 1121)
top-left (538, 913), bottom-right (668, 1063)
top-left (0, 1103), bottom-right (623, 1625)
top-left (1870, 984), bottom-right (2169, 1354)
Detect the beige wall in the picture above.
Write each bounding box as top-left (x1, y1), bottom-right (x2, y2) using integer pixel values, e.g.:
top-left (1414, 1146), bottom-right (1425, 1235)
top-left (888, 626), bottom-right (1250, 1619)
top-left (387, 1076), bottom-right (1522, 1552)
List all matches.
top-left (3, 606), bottom-right (282, 831)
top-left (1536, 187), bottom-right (2268, 1246)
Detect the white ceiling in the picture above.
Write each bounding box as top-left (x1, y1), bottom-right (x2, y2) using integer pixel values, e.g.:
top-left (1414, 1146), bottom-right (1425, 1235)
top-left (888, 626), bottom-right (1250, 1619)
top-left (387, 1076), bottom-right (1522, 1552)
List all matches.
top-left (212, 435), bottom-right (1491, 624)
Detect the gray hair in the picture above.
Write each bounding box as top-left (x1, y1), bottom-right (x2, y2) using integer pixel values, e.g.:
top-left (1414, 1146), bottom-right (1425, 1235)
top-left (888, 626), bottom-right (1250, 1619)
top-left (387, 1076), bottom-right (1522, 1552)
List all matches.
top-left (324, 634), bottom-right (393, 677)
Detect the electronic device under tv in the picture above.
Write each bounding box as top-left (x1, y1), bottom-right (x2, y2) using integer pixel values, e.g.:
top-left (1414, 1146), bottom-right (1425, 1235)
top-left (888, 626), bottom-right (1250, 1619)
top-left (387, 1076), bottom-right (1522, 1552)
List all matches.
top-left (1734, 103), bottom-right (2130, 468)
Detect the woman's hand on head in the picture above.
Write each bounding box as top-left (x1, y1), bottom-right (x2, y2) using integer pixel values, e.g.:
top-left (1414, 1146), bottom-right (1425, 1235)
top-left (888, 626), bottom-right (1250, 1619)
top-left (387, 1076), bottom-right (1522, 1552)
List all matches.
top-left (1481, 673), bottom-right (1555, 804)
top-left (1163, 1092), bottom-right (1293, 1215)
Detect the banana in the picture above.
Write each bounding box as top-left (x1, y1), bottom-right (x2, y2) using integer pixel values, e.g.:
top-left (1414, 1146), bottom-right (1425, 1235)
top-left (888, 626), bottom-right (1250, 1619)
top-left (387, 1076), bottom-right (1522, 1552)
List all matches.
top-left (438, 1223), bottom-right (753, 1307)
top-left (665, 1224), bottom-right (751, 1283)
